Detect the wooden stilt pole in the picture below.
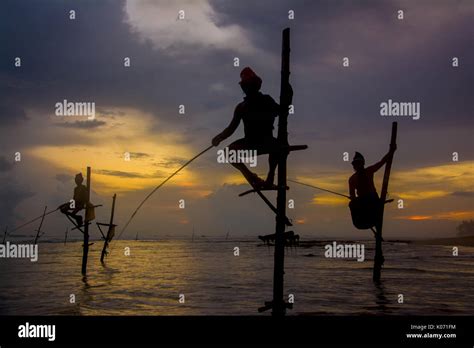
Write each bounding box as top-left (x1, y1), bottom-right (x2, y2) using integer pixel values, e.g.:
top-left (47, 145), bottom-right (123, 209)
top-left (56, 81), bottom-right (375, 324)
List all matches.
top-left (272, 27), bottom-right (291, 317)
top-left (100, 194), bottom-right (117, 263)
top-left (33, 206), bottom-right (47, 245)
top-left (82, 166), bottom-right (91, 276)
top-left (373, 122), bottom-right (397, 281)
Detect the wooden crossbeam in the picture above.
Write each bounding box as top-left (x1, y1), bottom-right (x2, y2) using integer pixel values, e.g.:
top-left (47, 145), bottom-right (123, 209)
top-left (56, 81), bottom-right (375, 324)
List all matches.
top-left (239, 185), bottom-right (288, 197)
top-left (286, 144), bottom-right (308, 152)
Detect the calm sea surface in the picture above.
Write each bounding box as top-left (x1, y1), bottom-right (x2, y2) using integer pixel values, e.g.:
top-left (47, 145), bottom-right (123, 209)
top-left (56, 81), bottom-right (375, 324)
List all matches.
top-left (0, 239), bottom-right (473, 315)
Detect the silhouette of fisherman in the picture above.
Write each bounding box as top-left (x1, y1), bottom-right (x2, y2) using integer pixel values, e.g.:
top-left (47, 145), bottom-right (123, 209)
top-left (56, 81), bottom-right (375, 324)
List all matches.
top-left (59, 173), bottom-right (88, 227)
top-left (212, 67), bottom-right (292, 189)
top-left (349, 145), bottom-right (396, 229)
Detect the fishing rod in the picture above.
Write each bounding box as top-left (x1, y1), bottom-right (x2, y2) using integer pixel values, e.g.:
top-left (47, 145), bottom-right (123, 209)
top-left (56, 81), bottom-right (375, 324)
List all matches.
top-left (288, 179), bottom-right (350, 199)
top-left (9, 207), bottom-right (60, 234)
top-left (115, 144), bottom-right (215, 242)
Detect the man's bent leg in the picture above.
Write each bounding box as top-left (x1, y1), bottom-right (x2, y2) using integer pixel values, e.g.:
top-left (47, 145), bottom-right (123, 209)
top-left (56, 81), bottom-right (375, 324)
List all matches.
top-left (229, 139), bottom-right (264, 187)
top-left (70, 208), bottom-right (83, 226)
top-left (265, 151), bottom-right (278, 186)
top-left (259, 138), bottom-right (280, 187)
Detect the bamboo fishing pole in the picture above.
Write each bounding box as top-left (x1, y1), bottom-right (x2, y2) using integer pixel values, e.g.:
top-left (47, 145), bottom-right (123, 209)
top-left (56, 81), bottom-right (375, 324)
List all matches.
top-left (9, 208), bottom-right (60, 234)
top-left (115, 144), bottom-right (214, 242)
top-left (288, 179), bottom-right (350, 199)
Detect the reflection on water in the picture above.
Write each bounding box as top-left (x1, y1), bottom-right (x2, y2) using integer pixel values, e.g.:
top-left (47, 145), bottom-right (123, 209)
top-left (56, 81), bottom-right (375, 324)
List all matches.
top-left (0, 239), bottom-right (473, 315)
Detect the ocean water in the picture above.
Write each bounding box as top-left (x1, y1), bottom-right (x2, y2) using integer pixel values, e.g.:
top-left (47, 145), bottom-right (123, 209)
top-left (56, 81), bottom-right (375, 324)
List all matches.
top-left (0, 239), bottom-right (473, 316)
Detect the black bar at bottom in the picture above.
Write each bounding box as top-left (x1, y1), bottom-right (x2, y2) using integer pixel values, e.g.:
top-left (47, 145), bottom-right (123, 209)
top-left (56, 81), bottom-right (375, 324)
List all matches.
top-left (0, 316), bottom-right (472, 345)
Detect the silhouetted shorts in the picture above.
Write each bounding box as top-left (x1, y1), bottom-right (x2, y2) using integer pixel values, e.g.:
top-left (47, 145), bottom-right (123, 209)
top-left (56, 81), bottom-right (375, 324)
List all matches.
top-left (229, 137), bottom-right (280, 156)
top-left (59, 203), bottom-right (84, 216)
top-left (349, 193), bottom-right (381, 230)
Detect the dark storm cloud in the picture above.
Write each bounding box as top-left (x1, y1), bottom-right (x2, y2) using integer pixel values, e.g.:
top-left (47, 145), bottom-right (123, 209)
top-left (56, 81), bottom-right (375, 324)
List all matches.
top-left (1, 0), bottom-right (472, 139)
top-left (214, 0), bottom-right (474, 141)
top-left (0, 102), bottom-right (28, 125)
top-left (0, 0), bottom-right (239, 145)
top-left (0, 184), bottom-right (35, 226)
top-left (0, 1), bottom-right (154, 112)
top-left (208, 0), bottom-right (473, 171)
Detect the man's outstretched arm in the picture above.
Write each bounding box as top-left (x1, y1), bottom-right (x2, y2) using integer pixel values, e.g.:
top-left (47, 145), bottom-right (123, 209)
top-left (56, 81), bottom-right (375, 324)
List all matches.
top-left (212, 106), bottom-right (242, 146)
top-left (366, 144), bottom-right (397, 173)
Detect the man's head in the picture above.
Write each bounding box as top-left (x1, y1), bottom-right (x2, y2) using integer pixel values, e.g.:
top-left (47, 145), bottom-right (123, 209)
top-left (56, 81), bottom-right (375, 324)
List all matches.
top-left (239, 67), bottom-right (262, 96)
top-left (351, 152), bottom-right (365, 171)
top-left (75, 173), bottom-right (84, 186)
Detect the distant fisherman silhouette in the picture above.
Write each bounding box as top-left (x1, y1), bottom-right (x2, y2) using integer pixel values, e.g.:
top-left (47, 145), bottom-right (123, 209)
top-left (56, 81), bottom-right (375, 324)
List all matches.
top-left (212, 67), bottom-right (292, 189)
top-left (349, 145), bottom-right (396, 229)
top-left (59, 173), bottom-right (88, 227)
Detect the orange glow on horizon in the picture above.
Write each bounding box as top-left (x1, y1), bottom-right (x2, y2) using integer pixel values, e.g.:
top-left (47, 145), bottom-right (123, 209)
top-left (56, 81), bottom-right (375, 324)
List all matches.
top-left (397, 211), bottom-right (474, 221)
top-left (404, 215), bottom-right (432, 221)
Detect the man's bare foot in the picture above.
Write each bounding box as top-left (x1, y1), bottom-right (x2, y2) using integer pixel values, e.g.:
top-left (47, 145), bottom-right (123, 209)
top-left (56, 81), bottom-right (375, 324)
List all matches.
top-left (263, 179), bottom-right (278, 190)
top-left (249, 173), bottom-right (266, 189)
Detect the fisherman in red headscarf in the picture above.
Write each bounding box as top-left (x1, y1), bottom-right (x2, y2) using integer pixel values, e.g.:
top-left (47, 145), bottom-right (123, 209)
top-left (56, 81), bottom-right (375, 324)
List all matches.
top-left (212, 67), bottom-right (292, 189)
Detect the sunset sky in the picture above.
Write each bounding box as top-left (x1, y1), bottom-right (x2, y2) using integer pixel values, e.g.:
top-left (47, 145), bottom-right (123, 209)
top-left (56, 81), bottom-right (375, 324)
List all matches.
top-left (1, 0), bottom-right (472, 241)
